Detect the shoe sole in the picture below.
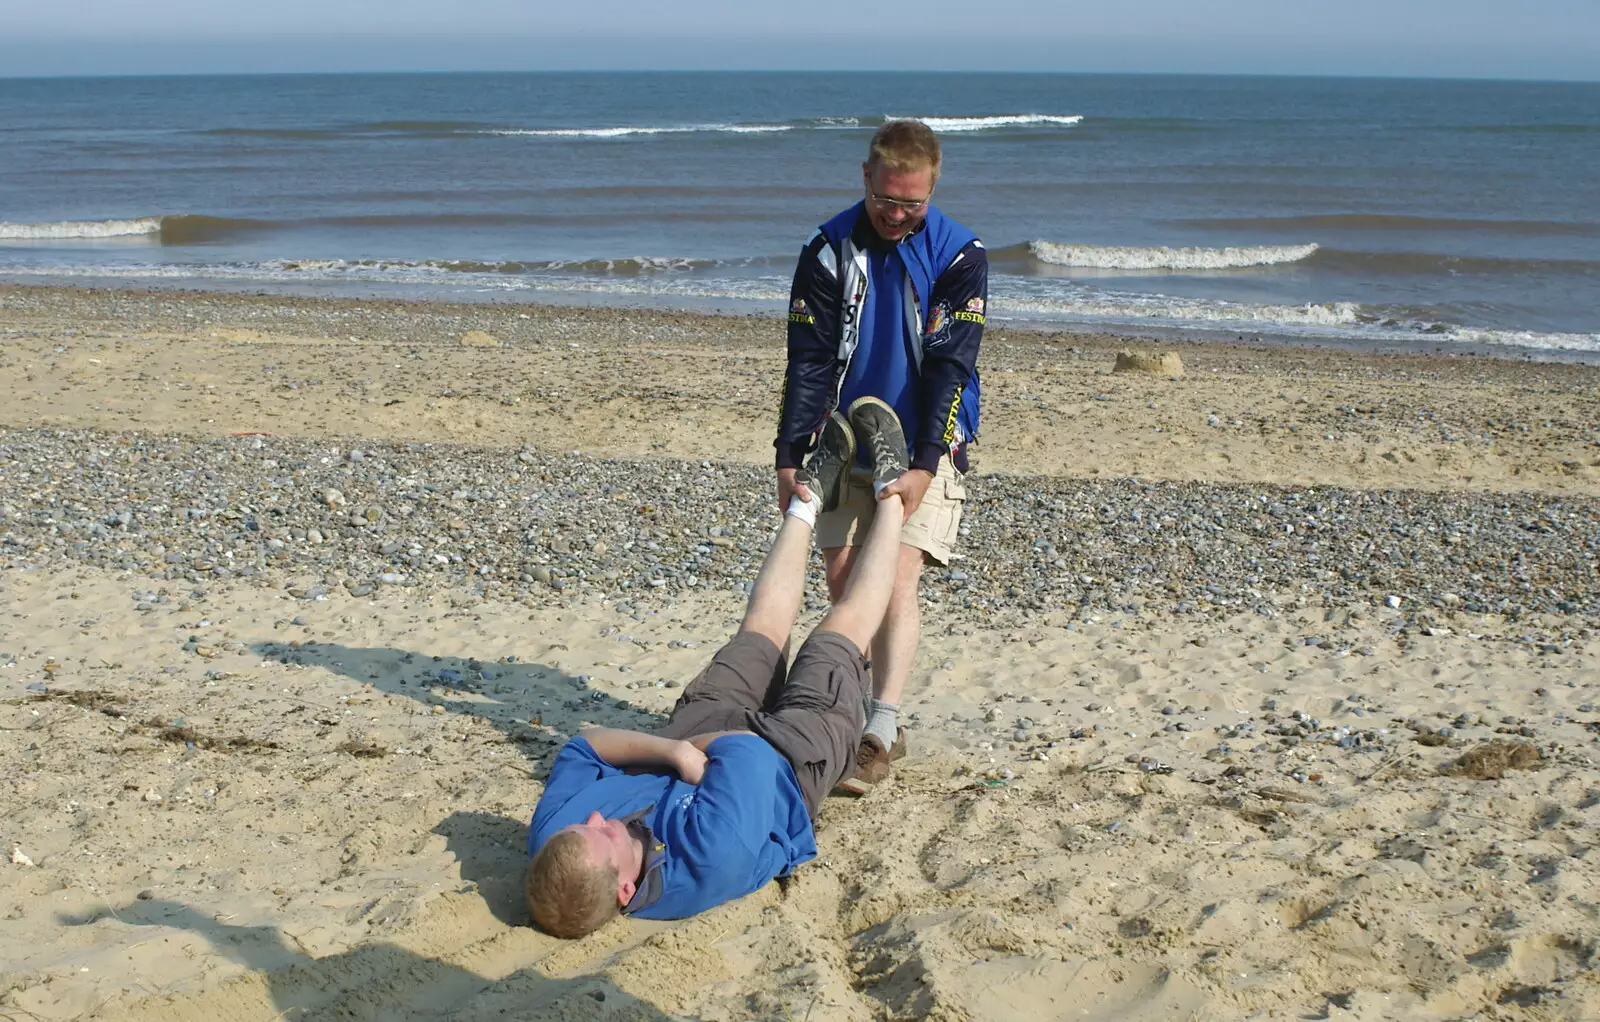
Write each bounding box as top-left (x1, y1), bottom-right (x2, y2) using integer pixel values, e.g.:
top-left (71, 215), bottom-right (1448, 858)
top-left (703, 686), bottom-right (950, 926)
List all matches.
top-left (831, 776), bottom-right (872, 797)
top-left (845, 396), bottom-right (909, 485)
top-left (806, 411), bottom-right (855, 513)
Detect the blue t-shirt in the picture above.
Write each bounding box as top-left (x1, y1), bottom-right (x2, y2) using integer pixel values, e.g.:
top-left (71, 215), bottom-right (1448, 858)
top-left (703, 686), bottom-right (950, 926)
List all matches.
top-left (838, 244), bottom-right (919, 461)
top-left (527, 735), bottom-right (816, 920)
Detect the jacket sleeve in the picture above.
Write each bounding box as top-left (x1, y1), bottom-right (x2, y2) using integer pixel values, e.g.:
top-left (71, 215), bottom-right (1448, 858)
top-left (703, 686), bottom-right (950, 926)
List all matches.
top-left (911, 240), bottom-right (987, 473)
top-left (775, 232), bottom-right (842, 470)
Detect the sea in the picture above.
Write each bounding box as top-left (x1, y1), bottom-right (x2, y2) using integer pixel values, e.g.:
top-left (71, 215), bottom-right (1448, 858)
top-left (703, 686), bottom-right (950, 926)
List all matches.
top-left (2, 71), bottom-right (1597, 359)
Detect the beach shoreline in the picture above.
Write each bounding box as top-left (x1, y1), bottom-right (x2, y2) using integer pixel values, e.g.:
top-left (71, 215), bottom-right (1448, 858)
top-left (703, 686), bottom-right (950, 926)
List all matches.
top-left (2, 283), bottom-right (1598, 1021)
top-left (6, 277), bottom-right (1599, 367)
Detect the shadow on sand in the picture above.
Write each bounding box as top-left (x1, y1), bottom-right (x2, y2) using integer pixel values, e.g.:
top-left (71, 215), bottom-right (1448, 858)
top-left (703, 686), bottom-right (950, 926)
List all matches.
top-left (244, 639), bottom-right (672, 930)
top-left (433, 810), bottom-right (532, 928)
top-left (250, 639), bottom-right (669, 753)
top-left (62, 897), bottom-right (685, 1021)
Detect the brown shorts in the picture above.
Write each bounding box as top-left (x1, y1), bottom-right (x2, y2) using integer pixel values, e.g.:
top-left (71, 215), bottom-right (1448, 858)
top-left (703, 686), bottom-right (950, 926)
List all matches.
top-left (655, 630), bottom-right (870, 817)
top-left (814, 452), bottom-right (967, 565)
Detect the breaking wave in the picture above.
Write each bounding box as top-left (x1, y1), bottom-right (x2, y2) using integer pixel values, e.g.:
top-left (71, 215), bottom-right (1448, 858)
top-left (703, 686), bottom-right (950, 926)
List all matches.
top-left (0, 212), bottom-right (797, 245)
top-left (485, 123), bottom-right (793, 138)
top-left (993, 286), bottom-right (1600, 353)
top-left (1026, 240), bottom-right (1319, 270)
top-left (263, 256), bottom-right (746, 275)
top-left (1176, 213), bottom-right (1600, 238)
top-left (481, 114), bottom-right (1085, 138)
top-left (0, 215), bottom-right (278, 244)
top-left (0, 217), bottom-right (163, 240)
top-left (906, 114), bottom-right (1084, 132)
top-left (188, 114), bottom-right (1084, 141)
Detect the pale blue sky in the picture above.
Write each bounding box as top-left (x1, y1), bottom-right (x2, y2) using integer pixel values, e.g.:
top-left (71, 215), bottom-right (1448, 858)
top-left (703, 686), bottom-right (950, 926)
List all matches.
top-left (1, 0), bottom-right (1596, 80)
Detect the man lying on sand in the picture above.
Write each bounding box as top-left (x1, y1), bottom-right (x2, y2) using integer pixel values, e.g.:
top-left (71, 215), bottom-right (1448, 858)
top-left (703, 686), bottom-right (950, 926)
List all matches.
top-left (524, 397), bottom-right (910, 937)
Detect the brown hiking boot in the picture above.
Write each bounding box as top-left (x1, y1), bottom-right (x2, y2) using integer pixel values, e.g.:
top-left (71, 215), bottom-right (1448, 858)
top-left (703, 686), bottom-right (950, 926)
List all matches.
top-left (834, 728), bottom-right (907, 796)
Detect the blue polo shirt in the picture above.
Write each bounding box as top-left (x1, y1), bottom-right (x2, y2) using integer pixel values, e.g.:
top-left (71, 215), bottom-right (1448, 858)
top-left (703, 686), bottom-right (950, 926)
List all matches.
top-left (527, 735), bottom-right (816, 920)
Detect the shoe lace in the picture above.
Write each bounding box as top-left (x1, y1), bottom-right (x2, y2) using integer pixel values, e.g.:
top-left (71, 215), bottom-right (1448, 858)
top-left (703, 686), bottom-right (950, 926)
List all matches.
top-left (856, 735), bottom-right (884, 765)
top-left (863, 426), bottom-right (892, 458)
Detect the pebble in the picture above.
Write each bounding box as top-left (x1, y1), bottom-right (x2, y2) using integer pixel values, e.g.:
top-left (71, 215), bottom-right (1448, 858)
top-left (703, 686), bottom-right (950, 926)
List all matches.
top-left (0, 430), bottom-right (1593, 637)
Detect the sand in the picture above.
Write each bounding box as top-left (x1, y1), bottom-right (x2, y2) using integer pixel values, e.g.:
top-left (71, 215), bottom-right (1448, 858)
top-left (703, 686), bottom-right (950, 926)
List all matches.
top-left (2, 286), bottom-right (1597, 1022)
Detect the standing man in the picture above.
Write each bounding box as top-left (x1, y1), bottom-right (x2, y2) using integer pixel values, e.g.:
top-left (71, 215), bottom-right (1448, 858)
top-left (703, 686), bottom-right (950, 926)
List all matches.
top-left (775, 119), bottom-right (987, 787)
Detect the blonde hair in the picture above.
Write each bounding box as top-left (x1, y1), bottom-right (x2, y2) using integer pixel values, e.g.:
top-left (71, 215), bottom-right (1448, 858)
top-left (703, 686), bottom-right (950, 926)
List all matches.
top-left (867, 120), bottom-right (942, 180)
top-left (525, 830), bottom-right (621, 938)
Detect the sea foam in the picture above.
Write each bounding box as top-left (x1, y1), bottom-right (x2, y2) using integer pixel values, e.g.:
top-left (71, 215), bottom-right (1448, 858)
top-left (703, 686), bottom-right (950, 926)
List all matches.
top-left (1029, 240), bottom-right (1319, 270)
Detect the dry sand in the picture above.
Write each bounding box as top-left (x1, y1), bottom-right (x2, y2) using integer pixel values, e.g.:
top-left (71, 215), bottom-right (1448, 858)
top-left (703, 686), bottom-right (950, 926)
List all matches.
top-left (2, 286), bottom-right (1598, 1022)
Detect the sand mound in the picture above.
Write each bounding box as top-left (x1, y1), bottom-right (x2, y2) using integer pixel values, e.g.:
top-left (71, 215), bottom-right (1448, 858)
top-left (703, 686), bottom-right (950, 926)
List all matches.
top-left (1112, 349), bottom-right (1184, 375)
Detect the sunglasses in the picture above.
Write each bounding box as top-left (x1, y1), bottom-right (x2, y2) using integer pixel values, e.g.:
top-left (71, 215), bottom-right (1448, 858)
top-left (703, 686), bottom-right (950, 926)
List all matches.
top-left (867, 190), bottom-right (930, 213)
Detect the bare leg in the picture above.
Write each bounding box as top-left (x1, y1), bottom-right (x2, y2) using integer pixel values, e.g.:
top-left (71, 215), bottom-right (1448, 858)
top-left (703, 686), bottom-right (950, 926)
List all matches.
top-left (868, 546), bottom-right (924, 705)
top-left (822, 542), bottom-right (923, 705)
top-left (821, 545), bottom-right (854, 604)
top-left (815, 495), bottom-right (905, 651)
top-left (737, 513), bottom-right (815, 651)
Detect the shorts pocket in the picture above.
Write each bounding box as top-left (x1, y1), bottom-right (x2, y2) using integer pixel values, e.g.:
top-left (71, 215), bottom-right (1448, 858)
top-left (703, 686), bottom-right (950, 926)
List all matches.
top-left (943, 467), bottom-right (967, 504)
top-left (935, 464), bottom-right (967, 551)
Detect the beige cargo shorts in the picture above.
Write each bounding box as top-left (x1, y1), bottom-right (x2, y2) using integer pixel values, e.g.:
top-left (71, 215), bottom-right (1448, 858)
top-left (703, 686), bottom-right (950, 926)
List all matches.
top-left (814, 452), bottom-right (967, 565)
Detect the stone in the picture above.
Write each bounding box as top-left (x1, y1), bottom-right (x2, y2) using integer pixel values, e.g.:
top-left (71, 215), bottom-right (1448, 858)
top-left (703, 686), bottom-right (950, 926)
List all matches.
top-left (457, 330), bottom-right (501, 348)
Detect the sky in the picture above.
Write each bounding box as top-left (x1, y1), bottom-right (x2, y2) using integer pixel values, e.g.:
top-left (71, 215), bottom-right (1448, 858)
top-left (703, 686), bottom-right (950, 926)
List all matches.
top-left (1, 0), bottom-right (1596, 80)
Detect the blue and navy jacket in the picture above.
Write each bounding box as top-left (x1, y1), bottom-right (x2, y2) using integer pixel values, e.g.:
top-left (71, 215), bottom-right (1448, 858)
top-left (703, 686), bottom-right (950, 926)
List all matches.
top-left (776, 202), bottom-right (987, 474)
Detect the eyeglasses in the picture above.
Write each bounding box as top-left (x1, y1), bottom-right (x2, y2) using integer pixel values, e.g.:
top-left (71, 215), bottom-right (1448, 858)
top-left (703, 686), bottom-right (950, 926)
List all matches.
top-left (867, 190), bottom-right (930, 213)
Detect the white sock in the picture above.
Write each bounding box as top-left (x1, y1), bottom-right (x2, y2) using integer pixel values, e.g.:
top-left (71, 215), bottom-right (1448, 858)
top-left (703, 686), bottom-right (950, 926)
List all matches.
top-left (786, 492), bottom-right (820, 527)
top-left (865, 700), bottom-right (899, 749)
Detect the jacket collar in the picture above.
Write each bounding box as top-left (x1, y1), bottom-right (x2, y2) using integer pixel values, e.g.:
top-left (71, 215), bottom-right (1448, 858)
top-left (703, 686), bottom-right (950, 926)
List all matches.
top-left (619, 805), bottom-right (668, 915)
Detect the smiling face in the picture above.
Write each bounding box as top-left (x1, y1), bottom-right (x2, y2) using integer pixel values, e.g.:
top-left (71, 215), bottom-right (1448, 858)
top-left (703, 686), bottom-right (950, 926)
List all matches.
top-left (560, 812), bottom-right (642, 905)
top-left (862, 160), bottom-right (936, 243)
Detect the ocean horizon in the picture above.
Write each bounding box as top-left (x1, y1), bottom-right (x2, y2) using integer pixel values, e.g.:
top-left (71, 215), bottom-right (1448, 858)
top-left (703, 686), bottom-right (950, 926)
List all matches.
top-left (2, 70), bottom-right (1597, 358)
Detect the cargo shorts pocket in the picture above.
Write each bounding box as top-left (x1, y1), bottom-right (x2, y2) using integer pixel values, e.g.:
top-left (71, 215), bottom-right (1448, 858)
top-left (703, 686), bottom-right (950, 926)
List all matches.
top-left (936, 467), bottom-right (967, 544)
